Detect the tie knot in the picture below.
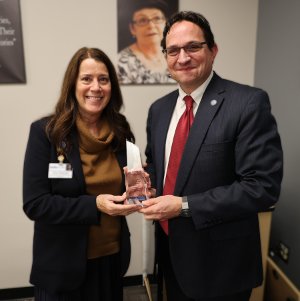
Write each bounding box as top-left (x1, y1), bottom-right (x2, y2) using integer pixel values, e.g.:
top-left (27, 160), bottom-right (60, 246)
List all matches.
top-left (183, 95), bottom-right (194, 110)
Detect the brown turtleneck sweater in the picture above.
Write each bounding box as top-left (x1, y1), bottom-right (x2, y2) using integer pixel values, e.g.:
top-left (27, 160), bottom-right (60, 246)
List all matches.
top-left (76, 116), bottom-right (122, 259)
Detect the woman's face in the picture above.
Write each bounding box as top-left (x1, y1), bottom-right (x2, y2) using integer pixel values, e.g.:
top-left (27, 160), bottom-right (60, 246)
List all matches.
top-left (75, 58), bottom-right (111, 120)
top-left (130, 8), bottom-right (165, 45)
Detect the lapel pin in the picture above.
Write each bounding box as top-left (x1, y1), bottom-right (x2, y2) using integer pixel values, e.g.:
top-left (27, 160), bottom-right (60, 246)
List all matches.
top-left (210, 99), bottom-right (217, 106)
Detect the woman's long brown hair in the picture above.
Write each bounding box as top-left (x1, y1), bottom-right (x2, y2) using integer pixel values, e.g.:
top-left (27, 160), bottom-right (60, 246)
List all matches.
top-left (45, 47), bottom-right (135, 153)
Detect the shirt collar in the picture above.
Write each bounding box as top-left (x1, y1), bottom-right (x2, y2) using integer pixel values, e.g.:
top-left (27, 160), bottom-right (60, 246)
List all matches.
top-left (178, 70), bottom-right (214, 106)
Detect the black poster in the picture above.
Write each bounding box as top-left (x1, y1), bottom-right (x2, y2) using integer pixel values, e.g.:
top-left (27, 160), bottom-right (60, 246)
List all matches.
top-left (0, 0), bottom-right (26, 83)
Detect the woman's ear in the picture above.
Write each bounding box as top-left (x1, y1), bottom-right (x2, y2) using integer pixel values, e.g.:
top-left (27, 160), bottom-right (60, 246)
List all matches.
top-left (129, 23), bottom-right (136, 38)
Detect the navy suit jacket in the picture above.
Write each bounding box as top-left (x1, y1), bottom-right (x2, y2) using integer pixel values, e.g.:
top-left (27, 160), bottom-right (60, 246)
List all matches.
top-left (145, 73), bottom-right (283, 299)
top-left (23, 118), bottom-right (131, 294)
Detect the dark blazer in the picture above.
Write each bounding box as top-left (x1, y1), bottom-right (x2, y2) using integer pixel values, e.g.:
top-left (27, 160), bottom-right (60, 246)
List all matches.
top-left (23, 118), bottom-right (131, 294)
top-left (145, 73), bottom-right (283, 299)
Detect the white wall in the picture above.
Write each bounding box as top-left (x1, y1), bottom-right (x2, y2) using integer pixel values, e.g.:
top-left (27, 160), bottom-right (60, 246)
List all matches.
top-left (0, 0), bottom-right (258, 289)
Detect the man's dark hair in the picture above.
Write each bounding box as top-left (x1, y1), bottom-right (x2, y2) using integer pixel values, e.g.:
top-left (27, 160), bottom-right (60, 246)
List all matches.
top-left (161, 11), bottom-right (215, 50)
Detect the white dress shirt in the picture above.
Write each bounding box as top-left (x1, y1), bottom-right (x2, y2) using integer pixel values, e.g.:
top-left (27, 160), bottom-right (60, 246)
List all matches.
top-left (163, 71), bottom-right (214, 184)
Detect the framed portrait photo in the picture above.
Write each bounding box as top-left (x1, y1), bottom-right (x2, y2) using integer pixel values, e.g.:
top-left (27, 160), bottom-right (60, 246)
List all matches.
top-left (117, 0), bottom-right (178, 85)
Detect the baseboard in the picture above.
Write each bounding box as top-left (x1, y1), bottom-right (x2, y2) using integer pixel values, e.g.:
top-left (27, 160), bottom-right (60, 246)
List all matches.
top-left (265, 257), bottom-right (300, 301)
top-left (0, 274), bottom-right (157, 300)
top-left (0, 286), bottom-right (34, 300)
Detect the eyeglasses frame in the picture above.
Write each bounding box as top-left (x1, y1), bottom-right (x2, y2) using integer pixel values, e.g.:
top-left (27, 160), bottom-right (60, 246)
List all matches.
top-left (162, 41), bottom-right (207, 57)
top-left (132, 16), bottom-right (166, 27)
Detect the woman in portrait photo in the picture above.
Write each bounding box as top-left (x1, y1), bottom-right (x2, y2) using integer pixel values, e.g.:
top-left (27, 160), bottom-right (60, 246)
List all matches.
top-left (117, 0), bottom-right (178, 84)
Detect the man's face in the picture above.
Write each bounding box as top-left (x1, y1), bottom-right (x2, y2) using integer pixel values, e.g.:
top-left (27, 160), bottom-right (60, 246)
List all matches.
top-left (165, 20), bottom-right (218, 94)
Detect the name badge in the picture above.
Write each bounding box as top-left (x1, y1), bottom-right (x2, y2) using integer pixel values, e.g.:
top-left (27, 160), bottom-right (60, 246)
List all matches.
top-left (48, 163), bottom-right (73, 178)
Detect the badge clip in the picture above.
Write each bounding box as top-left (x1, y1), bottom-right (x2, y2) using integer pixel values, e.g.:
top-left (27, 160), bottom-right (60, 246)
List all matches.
top-left (58, 154), bottom-right (64, 164)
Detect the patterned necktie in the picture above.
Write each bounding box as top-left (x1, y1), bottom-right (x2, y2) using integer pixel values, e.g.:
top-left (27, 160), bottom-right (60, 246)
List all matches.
top-left (161, 95), bottom-right (194, 235)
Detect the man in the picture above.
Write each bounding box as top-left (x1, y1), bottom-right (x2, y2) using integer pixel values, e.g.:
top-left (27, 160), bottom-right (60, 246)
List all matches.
top-left (140, 11), bottom-right (283, 301)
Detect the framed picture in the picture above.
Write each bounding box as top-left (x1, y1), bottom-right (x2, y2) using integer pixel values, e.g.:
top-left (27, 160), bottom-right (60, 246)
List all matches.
top-left (0, 0), bottom-right (26, 84)
top-left (117, 0), bottom-right (178, 85)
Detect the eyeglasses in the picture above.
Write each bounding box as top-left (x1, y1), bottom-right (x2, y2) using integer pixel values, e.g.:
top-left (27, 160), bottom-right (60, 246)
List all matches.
top-left (132, 16), bottom-right (165, 27)
top-left (162, 42), bottom-right (207, 57)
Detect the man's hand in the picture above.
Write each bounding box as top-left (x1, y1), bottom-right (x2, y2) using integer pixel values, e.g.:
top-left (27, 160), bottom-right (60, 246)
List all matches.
top-left (139, 195), bottom-right (182, 220)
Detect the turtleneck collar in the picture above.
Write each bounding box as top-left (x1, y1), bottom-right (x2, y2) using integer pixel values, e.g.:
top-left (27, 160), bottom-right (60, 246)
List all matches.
top-left (76, 115), bottom-right (114, 153)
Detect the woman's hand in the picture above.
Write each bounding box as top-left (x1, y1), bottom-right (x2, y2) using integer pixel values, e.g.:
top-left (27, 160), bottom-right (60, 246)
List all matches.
top-left (96, 194), bottom-right (140, 216)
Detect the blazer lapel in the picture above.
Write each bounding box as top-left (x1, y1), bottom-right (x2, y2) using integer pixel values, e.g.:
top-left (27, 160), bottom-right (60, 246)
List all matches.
top-left (67, 129), bottom-right (86, 194)
top-left (174, 74), bottom-right (226, 195)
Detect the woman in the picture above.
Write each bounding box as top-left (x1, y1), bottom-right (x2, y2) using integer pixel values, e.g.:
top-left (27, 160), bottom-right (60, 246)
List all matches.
top-left (117, 0), bottom-right (176, 84)
top-left (23, 47), bottom-right (140, 301)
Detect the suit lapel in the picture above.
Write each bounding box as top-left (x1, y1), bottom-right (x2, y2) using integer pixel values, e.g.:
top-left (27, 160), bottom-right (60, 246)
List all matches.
top-left (174, 74), bottom-right (226, 195)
